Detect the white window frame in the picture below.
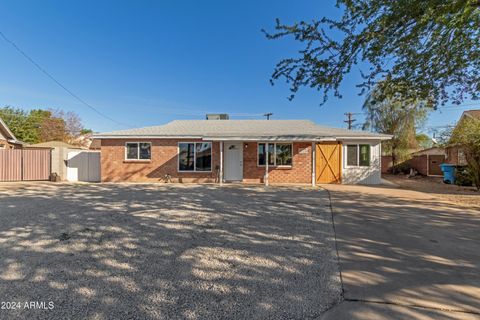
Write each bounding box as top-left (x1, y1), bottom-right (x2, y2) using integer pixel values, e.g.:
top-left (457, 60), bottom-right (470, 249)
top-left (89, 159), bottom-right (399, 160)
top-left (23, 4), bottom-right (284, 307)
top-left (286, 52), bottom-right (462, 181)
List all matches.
top-left (177, 142), bottom-right (212, 172)
top-left (345, 144), bottom-right (371, 167)
top-left (125, 142), bottom-right (152, 161)
top-left (0, 143), bottom-right (5, 149)
top-left (257, 142), bottom-right (293, 167)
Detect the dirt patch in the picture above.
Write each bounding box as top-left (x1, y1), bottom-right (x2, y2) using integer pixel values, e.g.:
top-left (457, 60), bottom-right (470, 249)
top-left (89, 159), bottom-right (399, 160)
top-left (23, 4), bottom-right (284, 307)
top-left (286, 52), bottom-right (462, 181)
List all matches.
top-left (383, 174), bottom-right (480, 209)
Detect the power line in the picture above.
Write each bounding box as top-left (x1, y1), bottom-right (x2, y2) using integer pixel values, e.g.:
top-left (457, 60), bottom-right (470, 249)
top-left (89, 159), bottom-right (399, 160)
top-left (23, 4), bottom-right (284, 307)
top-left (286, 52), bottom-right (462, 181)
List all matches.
top-left (0, 30), bottom-right (132, 128)
top-left (344, 112), bottom-right (359, 130)
top-left (436, 103), bottom-right (480, 110)
top-left (263, 112), bottom-right (273, 120)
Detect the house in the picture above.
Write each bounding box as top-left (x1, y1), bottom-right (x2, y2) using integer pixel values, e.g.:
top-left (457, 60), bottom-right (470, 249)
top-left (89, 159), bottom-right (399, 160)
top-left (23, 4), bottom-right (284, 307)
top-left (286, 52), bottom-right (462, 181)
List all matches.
top-left (408, 147), bottom-right (445, 176)
top-left (0, 117), bottom-right (23, 149)
top-left (94, 119), bottom-right (391, 185)
top-left (445, 110), bottom-right (480, 165)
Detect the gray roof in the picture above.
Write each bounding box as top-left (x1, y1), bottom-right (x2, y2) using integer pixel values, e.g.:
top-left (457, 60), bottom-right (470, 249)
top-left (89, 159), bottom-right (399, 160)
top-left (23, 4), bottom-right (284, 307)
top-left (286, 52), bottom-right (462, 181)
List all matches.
top-left (28, 141), bottom-right (83, 149)
top-left (94, 120), bottom-right (391, 141)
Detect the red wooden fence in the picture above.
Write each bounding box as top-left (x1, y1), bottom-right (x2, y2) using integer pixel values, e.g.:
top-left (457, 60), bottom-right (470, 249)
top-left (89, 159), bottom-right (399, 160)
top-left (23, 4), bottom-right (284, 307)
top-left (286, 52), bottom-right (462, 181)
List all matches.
top-left (0, 149), bottom-right (51, 181)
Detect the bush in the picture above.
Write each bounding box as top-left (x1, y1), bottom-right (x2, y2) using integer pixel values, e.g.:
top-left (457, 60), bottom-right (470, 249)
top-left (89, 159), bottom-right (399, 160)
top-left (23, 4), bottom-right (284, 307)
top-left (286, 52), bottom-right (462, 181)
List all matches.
top-left (392, 161), bottom-right (411, 174)
top-left (455, 166), bottom-right (473, 186)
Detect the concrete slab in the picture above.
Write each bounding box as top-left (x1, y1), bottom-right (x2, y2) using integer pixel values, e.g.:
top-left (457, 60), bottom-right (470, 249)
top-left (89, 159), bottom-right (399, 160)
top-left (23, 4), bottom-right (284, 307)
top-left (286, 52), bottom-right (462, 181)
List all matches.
top-left (321, 301), bottom-right (480, 320)
top-left (322, 184), bottom-right (480, 317)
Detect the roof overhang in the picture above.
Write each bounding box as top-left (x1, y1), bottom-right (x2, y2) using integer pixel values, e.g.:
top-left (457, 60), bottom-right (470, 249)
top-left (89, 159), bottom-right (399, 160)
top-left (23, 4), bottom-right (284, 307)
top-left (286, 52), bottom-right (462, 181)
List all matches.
top-left (7, 138), bottom-right (23, 145)
top-left (93, 134), bottom-right (391, 141)
top-left (0, 118), bottom-right (18, 141)
top-left (92, 135), bottom-right (204, 139)
top-left (336, 135), bottom-right (392, 141)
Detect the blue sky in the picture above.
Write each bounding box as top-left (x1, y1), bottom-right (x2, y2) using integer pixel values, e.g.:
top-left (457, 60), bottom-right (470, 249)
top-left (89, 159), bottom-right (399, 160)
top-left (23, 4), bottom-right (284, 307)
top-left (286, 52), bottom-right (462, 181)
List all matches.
top-left (0, 0), bottom-right (475, 135)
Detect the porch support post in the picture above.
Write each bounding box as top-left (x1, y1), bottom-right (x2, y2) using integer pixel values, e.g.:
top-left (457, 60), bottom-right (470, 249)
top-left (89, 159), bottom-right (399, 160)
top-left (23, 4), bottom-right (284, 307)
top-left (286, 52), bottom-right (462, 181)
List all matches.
top-left (220, 141), bottom-right (223, 185)
top-left (265, 142), bottom-right (269, 187)
top-left (312, 142), bottom-right (316, 187)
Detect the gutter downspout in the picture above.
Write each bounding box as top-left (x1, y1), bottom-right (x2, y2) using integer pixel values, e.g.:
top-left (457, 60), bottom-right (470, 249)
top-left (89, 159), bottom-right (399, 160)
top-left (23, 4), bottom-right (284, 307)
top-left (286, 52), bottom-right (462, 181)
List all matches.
top-left (312, 142), bottom-right (316, 187)
top-left (265, 142), bottom-right (269, 187)
top-left (220, 142), bottom-right (223, 185)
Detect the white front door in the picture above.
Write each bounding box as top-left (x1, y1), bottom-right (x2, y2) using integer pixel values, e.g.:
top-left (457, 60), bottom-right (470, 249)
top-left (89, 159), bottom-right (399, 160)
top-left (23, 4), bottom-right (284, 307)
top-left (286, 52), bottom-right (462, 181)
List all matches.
top-left (224, 142), bottom-right (243, 181)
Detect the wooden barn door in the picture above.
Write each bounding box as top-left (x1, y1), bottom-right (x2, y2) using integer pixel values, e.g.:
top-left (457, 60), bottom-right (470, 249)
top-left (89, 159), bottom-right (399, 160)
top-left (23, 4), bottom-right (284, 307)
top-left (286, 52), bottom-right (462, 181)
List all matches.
top-left (316, 142), bottom-right (342, 184)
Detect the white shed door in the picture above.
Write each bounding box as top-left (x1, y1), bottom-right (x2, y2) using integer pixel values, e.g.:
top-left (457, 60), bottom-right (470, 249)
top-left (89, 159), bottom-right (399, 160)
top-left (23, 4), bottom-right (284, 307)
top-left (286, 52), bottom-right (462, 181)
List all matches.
top-left (67, 151), bottom-right (100, 182)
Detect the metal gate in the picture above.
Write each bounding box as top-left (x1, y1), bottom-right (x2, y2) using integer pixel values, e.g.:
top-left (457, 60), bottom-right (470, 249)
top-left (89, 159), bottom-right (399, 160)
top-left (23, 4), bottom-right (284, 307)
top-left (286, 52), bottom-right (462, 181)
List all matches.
top-left (0, 149), bottom-right (51, 181)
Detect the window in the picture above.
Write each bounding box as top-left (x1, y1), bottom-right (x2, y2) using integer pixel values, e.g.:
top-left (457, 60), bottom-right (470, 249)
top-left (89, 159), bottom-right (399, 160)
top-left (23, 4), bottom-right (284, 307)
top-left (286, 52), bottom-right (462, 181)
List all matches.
top-left (126, 142), bottom-right (151, 160)
top-left (258, 143), bottom-right (274, 166)
top-left (178, 142), bottom-right (212, 172)
top-left (258, 143), bottom-right (292, 166)
top-left (347, 145), bottom-right (358, 166)
top-left (195, 142), bottom-right (212, 171)
top-left (276, 143), bottom-right (293, 166)
top-left (458, 149), bottom-right (467, 166)
top-left (346, 144), bottom-right (370, 166)
top-left (359, 145), bottom-right (370, 166)
top-left (0, 144), bottom-right (5, 149)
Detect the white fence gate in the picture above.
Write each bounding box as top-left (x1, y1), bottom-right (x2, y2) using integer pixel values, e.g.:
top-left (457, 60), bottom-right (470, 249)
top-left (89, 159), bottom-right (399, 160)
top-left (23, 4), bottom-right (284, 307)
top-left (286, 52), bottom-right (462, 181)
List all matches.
top-left (67, 151), bottom-right (100, 182)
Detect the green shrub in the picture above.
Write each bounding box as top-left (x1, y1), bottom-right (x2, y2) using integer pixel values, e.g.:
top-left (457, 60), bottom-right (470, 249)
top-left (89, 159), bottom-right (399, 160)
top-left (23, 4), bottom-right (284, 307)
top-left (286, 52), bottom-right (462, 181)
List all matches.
top-left (393, 161), bottom-right (411, 174)
top-left (455, 166), bottom-right (473, 186)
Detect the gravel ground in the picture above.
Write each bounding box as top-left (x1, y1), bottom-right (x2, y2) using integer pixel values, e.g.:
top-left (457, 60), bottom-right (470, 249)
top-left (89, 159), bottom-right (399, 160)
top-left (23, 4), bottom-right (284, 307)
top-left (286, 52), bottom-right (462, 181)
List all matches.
top-left (0, 183), bottom-right (341, 320)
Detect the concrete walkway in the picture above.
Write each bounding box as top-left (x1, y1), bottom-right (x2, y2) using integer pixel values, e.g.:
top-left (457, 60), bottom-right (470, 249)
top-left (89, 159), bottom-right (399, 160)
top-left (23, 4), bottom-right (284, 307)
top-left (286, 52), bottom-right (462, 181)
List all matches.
top-left (321, 184), bottom-right (480, 320)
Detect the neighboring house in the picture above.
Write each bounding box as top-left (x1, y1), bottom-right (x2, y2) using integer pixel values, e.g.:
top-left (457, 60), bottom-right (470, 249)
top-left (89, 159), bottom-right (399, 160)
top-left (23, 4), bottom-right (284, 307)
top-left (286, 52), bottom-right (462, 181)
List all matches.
top-left (0, 117), bottom-right (23, 149)
top-left (25, 141), bottom-right (83, 181)
top-left (70, 133), bottom-right (95, 149)
top-left (409, 147), bottom-right (445, 176)
top-left (445, 109), bottom-right (480, 165)
top-left (94, 119), bottom-right (391, 185)
top-left (89, 138), bottom-right (101, 150)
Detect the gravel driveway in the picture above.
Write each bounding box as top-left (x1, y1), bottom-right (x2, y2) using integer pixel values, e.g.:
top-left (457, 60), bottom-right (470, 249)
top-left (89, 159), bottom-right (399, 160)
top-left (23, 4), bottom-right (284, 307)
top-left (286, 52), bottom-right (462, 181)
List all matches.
top-left (0, 183), bottom-right (341, 319)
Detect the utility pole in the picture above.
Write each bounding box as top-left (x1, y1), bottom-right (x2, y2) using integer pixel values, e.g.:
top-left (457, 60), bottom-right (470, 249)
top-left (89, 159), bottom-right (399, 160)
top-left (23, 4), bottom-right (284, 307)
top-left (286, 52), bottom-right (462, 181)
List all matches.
top-left (263, 112), bottom-right (273, 120)
top-left (344, 112), bottom-right (356, 130)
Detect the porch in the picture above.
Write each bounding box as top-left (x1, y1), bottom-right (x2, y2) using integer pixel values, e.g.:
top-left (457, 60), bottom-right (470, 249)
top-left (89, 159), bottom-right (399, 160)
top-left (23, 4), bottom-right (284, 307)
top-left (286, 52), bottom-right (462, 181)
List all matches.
top-left (216, 141), bottom-right (316, 186)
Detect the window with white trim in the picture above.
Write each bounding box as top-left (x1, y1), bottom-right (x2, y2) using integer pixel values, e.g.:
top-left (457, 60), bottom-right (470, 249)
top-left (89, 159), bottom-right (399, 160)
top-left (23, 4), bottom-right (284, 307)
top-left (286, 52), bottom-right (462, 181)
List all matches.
top-left (178, 142), bottom-right (212, 172)
top-left (125, 142), bottom-right (151, 160)
top-left (346, 144), bottom-right (370, 166)
top-left (258, 143), bottom-right (293, 166)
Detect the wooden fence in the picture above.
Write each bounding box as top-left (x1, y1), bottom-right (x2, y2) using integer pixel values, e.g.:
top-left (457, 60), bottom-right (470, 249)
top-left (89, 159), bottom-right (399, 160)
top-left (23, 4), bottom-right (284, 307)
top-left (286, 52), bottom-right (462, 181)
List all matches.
top-left (0, 149), bottom-right (51, 181)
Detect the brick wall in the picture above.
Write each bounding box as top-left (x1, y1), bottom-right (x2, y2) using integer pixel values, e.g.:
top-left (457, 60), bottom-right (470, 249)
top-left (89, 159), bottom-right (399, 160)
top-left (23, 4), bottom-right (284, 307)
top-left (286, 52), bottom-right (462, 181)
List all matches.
top-left (101, 139), bottom-right (313, 184)
top-left (409, 155), bottom-right (428, 175)
top-left (100, 139), bottom-right (220, 182)
top-left (445, 146), bottom-right (467, 165)
top-left (381, 156), bottom-right (393, 174)
top-left (242, 142), bottom-right (312, 184)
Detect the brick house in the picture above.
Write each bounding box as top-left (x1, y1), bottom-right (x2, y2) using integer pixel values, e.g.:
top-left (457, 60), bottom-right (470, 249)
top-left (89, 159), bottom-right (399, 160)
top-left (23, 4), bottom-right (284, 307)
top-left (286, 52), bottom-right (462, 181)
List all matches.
top-left (94, 119), bottom-right (391, 185)
top-left (445, 110), bottom-right (480, 165)
top-left (0, 117), bottom-right (22, 149)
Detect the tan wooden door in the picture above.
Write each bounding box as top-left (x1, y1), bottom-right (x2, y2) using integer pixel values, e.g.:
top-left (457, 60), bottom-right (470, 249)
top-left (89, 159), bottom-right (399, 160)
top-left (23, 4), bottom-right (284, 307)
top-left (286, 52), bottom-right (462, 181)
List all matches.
top-left (316, 142), bottom-right (342, 184)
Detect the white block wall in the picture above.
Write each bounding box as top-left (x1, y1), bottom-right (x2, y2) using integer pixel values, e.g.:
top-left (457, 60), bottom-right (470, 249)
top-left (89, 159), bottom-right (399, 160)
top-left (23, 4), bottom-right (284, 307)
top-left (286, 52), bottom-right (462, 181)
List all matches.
top-left (340, 140), bottom-right (382, 184)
